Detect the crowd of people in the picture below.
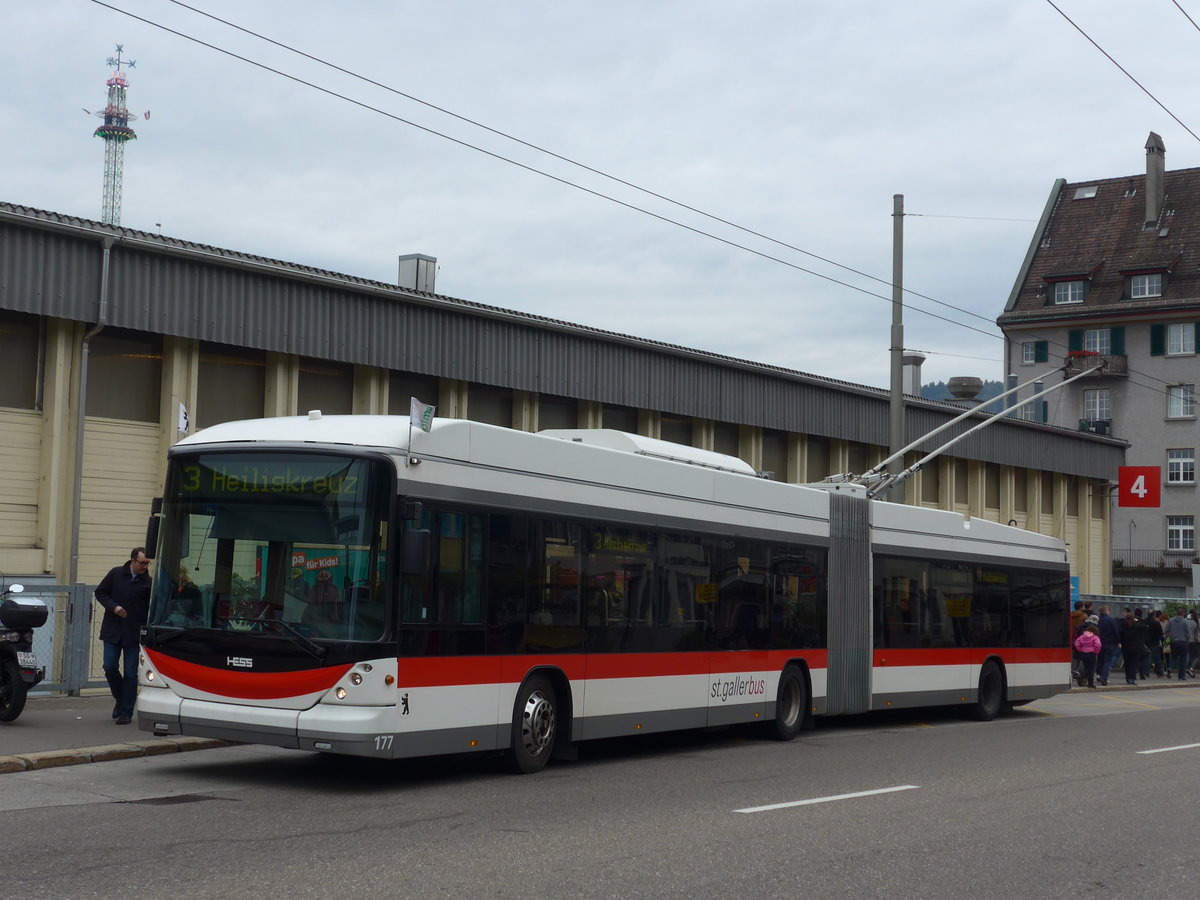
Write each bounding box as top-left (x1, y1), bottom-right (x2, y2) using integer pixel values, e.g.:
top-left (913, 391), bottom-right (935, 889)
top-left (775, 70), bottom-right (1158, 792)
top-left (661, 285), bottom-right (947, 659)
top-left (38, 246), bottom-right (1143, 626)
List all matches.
top-left (1071, 600), bottom-right (1200, 688)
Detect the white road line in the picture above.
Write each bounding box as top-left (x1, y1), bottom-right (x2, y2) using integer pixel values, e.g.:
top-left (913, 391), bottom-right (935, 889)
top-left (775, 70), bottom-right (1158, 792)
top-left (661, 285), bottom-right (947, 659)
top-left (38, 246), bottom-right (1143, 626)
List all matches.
top-left (735, 784), bottom-right (920, 814)
top-left (1137, 742), bottom-right (1200, 755)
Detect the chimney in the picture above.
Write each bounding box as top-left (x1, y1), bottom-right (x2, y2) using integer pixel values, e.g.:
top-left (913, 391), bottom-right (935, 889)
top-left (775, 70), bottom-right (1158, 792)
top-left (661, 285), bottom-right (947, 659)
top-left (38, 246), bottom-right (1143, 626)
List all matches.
top-left (398, 253), bottom-right (437, 293)
top-left (1145, 132), bottom-right (1165, 228)
top-left (902, 351), bottom-right (925, 395)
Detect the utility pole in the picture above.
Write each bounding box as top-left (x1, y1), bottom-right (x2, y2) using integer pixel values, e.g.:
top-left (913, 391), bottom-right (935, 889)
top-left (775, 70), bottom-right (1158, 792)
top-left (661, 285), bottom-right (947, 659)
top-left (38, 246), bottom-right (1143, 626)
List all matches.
top-left (888, 194), bottom-right (905, 499)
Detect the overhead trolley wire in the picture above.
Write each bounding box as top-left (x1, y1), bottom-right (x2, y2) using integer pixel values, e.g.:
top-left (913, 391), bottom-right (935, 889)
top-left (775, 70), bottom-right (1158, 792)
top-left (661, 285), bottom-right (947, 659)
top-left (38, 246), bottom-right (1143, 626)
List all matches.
top-left (89, 0), bottom-right (1008, 344)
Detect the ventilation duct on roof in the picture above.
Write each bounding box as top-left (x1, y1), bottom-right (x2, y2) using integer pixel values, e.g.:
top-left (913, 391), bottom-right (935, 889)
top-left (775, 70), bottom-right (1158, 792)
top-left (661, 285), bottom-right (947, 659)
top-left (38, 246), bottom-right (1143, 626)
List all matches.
top-left (398, 253), bottom-right (437, 293)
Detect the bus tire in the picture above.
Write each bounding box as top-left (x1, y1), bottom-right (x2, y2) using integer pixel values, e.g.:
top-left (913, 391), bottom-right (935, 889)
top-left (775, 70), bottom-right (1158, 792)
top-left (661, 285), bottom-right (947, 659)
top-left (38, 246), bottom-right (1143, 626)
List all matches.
top-left (971, 660), bottom-right (1003, 722)
top-left (508, 674), bottom-right (558, 774)
top-left (770, 664), bottom-right (807, 741)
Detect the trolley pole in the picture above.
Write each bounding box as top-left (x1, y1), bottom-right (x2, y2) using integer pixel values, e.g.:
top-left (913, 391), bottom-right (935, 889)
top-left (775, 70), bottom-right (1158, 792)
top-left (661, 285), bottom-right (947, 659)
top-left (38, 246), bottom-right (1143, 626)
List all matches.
top-left (887, 194), bottom-right (905, 500)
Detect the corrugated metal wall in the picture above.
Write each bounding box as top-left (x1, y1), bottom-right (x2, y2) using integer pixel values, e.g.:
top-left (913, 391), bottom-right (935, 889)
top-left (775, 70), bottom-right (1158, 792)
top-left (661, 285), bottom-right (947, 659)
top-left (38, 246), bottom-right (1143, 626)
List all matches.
top-left (0, 205), bottom-right (1124, 481)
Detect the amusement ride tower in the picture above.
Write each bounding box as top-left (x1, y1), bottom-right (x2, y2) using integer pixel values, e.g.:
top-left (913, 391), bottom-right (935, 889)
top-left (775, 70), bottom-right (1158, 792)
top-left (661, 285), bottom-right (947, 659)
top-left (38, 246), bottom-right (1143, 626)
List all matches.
top-left (91, 45), bottom-right (143, 226)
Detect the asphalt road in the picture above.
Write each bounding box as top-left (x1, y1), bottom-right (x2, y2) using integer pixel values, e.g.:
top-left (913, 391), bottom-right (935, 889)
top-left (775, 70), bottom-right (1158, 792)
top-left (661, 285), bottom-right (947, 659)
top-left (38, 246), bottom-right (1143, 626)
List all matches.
top-left (8, 686), bottom-right (1200, 899)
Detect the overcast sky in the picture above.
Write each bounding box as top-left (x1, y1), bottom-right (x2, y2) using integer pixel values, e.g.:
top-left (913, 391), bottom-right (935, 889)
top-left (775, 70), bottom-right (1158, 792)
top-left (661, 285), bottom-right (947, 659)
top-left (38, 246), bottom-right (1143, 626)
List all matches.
top-left (9, 1), bottom-right (1200, 390)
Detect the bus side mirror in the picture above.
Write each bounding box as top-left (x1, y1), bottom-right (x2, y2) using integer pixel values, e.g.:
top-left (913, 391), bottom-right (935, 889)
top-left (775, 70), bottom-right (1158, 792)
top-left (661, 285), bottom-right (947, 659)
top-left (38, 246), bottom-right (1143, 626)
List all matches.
top-left (401, 528), bottom-right (431, 576)
top-left (145, 516), bottom-right (161, 560)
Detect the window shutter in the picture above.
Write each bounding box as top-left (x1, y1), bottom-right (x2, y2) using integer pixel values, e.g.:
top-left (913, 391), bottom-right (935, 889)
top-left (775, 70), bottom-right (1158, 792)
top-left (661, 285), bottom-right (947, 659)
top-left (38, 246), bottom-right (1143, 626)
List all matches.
top-left (1110, 326), bottom-right (1125, 356)
top-left (1150, 323), bottom-right (1166, 356)
top-left (1068, 329), bottom-right (1083, 352)
top-left (1034, 341), bottom-right (1048, 363)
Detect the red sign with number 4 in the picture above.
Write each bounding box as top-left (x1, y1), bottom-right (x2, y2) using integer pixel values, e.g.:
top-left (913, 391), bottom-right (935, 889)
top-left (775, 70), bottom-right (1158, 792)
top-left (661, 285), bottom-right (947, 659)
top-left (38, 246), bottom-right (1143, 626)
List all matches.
top-left (1118, 466), bottom-right (1161, 507)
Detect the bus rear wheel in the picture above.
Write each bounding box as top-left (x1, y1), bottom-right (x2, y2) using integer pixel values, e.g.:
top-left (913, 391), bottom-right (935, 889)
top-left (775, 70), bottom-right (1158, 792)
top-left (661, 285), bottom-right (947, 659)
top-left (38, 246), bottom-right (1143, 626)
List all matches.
top-left (970, 661), bottom-right (1003, 721)
top-left (508, 675), bottom-right (557, 774)
top-left (769, 665), bottom-right (807, 741)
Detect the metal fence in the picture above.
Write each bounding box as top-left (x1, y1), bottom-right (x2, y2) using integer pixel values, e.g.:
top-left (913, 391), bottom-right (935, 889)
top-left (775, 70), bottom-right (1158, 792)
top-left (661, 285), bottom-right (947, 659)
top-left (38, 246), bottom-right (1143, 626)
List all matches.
top-left (19, 583), bottom-right (107, 695)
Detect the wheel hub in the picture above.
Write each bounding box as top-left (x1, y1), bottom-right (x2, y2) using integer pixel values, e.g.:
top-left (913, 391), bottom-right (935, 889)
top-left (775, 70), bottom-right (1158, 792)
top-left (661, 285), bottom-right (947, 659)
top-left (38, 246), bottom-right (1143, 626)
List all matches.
top-left (520, 690), bottom-right (555, 757)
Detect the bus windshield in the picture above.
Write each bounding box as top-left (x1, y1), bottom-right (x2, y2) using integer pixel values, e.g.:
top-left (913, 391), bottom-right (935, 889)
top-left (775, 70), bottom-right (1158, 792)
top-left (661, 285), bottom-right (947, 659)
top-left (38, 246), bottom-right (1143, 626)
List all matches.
top-left (150, 451), bottom-right (392, 642)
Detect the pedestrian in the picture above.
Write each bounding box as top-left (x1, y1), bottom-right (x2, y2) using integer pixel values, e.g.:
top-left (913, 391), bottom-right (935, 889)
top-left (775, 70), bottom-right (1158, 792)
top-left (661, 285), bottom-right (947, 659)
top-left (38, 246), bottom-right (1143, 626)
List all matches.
top-left (1069, 600), bottom-right (1088, 681)
top-left (1165, 608), bottom-right (1196, 681)
top-left (1119, 610), bottom-right (1148, 686)
top-left (1074, 624), bottom-right (1102, 688)
top-left (94, 547), bottom-right (153, 724)
top-left (1136, 609), bottom-right (1153, 679)
top-left (1145, 609), bottom-right (1165, 677)
top-left (1189, 610), bottom-right (1200, 679)
top-left (1095, 605), bottom-right (1121, 686)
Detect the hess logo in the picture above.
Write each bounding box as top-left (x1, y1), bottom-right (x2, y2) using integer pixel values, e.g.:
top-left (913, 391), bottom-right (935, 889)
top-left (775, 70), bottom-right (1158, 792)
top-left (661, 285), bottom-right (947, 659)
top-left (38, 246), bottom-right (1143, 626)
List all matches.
top-left (227, 657), bottom-right (253, 668)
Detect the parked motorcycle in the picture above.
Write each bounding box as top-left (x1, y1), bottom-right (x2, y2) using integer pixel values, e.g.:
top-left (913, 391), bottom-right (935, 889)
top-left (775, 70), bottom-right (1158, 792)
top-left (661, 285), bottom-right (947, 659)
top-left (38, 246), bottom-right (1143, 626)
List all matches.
top-left (0, 582), bottom-right (47, 722)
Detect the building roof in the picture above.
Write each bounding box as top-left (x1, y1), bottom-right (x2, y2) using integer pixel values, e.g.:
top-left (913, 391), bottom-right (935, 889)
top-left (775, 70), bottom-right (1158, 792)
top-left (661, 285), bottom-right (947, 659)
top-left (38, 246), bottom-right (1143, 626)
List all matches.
top-left (0, 199), bottom-right (1126, 480)
top-left (999, 159), bottom-right (1200, 326)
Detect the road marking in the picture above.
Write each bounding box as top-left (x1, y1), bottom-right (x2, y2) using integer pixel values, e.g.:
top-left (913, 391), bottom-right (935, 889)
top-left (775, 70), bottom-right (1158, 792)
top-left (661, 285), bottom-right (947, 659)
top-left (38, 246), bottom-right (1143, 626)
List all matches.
top-left (1137, 742), bottom-right (1200, 755)
top-left (1099, 695), bottom-right (1162, 710)
top-left (735, 785), bottom-right (919, 814)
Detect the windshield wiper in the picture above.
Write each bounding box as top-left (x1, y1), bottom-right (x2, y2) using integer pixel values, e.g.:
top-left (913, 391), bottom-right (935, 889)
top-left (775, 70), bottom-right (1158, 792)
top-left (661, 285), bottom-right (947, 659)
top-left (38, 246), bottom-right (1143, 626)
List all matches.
top-left (272, 618), bottom-right (328, 662)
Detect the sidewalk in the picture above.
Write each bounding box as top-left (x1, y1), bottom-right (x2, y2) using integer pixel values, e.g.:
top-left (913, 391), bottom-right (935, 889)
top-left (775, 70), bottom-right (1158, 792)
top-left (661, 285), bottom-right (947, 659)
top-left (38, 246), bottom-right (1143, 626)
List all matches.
top-left (0, 692), bottom-right (226, 774)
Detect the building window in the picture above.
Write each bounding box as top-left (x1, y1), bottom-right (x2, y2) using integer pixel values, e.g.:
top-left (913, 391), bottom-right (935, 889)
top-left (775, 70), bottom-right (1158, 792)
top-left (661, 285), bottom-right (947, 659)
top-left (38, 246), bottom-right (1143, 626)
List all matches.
top-left (1168, 385), bottom-right (1196, 418)
top-left (1167, 449), bottom-right (1195, 485)
top-left (1053, 281), bottom-right (1085, 304)
top-left (761, 429), bottom-right (788, 482)
top-left (1167, 516), bottom-right (1195, 552)
top-left (603, 403), bottom-right (638, 434)
top-left (388, 372), bottom-right (438, 415)
top-left (713, 421), bottom-right (739, 457)
top-left (466, 384), bottom-right (513, 427)
top-left (659, 413), bottom-right (692, 446)
top-left (86, 329), bottom-right (162, 422)
top-left (0, 310), bottom-right (40, 410)
top-left (297, 358), bottom-right (353, 415)
top-left (1022, 341), bottom-right (1048, 364)
top-left (1083, 329), bottom-right (1111, 355)
top-left (537, 394), bottom-right (576, 431)
top-left (197, 343), bottom-right (265, 429)
top-left (1083, 389), bottom-right (1110, 421)
top-left (1131, 273), bottom-right (1163, 299)
top-left (1167, 323), bottom-right (1196, 355)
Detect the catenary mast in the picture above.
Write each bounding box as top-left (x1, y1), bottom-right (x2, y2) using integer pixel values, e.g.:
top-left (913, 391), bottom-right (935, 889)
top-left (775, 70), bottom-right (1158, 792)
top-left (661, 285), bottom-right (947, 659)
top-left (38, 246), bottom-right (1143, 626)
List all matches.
top-left (92, 45), bottom-right (141, 226)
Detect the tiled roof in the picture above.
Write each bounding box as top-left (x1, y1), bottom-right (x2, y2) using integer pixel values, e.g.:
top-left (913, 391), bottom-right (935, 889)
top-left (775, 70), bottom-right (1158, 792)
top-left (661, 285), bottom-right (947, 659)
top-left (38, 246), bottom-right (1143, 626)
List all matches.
top-left (999, 162), bottom-right (1200, 325)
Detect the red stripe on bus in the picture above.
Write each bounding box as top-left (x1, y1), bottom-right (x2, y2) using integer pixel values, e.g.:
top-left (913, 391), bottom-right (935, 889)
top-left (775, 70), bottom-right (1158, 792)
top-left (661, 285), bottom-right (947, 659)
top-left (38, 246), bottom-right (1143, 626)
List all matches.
top-left (397, 650), bottom-right (831, 687)
top-left (873, 647), bottom-right (1069, 666)
top-left (146, 648), bottom-right (353, 699)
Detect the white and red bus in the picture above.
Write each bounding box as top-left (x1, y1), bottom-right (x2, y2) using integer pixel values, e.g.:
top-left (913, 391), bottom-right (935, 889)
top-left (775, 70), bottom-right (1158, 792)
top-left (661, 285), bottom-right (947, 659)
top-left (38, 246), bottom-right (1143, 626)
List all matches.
top-left (137, 415), bottom-right (1070, 772)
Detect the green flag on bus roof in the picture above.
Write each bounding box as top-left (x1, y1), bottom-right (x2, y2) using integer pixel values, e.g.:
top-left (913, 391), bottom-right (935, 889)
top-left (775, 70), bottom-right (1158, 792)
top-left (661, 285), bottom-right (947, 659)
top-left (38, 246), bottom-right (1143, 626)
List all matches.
top-left (409, 397), bottom-right (435, 433)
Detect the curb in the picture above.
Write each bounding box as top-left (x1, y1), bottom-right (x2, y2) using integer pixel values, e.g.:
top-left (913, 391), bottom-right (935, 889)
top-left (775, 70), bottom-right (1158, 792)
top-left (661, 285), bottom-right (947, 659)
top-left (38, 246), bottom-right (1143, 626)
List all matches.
top-left (0, 736), bottom-right (229, 775)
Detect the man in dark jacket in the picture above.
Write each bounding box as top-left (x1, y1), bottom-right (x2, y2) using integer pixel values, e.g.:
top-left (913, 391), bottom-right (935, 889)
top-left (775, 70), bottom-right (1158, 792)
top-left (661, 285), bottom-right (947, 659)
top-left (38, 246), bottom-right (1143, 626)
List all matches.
top-left (1118, 610), bottom-right (1149, 687)
top-left (94, 547), bottom-right (152, 724)
top-left (1141, 609), bottom-right (1163, 677)
top-left (1095, 605), bottom-right (1121, 686)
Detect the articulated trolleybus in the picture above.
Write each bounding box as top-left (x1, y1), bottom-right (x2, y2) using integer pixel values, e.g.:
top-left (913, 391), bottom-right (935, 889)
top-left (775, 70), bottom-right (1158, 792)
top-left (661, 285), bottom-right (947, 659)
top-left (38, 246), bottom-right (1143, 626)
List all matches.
top-left (138, 414), bottom-right (1069, 772)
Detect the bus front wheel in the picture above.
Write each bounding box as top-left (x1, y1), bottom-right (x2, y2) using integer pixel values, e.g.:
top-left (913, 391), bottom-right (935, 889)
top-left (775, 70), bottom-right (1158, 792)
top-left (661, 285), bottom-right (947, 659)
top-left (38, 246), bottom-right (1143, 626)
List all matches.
top-left (970, 661), bottom-right (1003, 721)
top-left (508, 675), bottom-right (557, 774)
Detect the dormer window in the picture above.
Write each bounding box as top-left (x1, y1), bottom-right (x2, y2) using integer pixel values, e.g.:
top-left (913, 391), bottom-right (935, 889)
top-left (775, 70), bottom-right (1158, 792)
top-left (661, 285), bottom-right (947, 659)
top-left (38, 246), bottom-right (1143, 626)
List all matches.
top-left (1131, 272), bottom-right (1163, 298)
top-left (1053, 281), bottom-right (1086, 304)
